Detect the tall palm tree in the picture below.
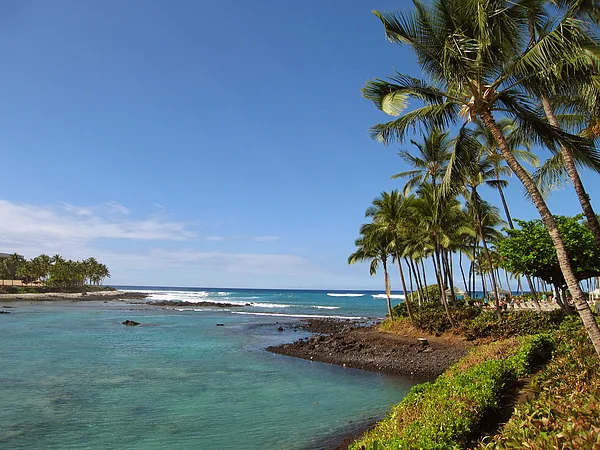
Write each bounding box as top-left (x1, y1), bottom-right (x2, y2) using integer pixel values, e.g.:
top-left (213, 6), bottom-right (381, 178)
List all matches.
top-left (472, 119), bottom-right (538, 226)
top-left (392, 129), bottom-right (452, 194)
top-left (349, 223), bottom-right (395, 319)
top-left (365, 190), bottom-right (415, 323)
top-left (473, 119), bottom-right (542, 304)
top-left (521, 0), bottom-right (600, 249)
top-left (445, 128), bottom-right (511, 318)
top-left (363, 0), bottom-right (600, 354)
top-left (409, 183), bottom-right (471, 326)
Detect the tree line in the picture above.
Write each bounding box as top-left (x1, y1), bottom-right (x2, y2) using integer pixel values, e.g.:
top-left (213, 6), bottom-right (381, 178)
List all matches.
top-left (350, 0), bottom-right (600, 355)
top-left (0, 253), bottom-right (110, 289)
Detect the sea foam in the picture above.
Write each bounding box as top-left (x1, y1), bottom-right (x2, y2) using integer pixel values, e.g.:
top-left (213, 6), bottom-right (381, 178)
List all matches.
top-left (231, 311), bottom-right (366, 319)
top-left (372, 294), bottom-right (405, 299)
top-left (327, 293), bottom-right (364, 297)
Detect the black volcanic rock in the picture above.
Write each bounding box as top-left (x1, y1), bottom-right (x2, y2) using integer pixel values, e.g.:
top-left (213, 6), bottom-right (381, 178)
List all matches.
top-left (122, 320), bottom-right (141, 326)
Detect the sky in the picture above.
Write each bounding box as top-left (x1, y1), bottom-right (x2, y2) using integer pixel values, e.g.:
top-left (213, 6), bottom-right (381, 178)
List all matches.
top-left (0, 0), bottom-right (593, 290)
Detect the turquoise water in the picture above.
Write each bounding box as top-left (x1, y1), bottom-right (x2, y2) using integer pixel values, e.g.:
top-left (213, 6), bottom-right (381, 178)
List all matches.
top-left (0, 287), bottom-right (420, 449)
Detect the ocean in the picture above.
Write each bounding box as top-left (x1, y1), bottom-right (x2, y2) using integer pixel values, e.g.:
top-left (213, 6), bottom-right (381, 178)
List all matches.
top-left (0, 286), bottom-right (419, 449)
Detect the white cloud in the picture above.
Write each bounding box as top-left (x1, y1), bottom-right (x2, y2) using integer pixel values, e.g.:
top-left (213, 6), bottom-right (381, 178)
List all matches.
top-left (252, 236), bottom-right (281, 242)
top-left (0, 200), bottom-right (194, 249)
top-left (204, 235), bottom-right (281, 242)
top-left (105, 201), bottom-right (130, 215)
top-left (101, 248), bottom-right (321, 284)
top-left (0, 200), bottom-right (332, 288)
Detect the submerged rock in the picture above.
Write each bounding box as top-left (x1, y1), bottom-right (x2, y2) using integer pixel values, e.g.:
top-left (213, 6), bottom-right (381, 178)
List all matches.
top-left (122, 320), bottom-right (140, 326)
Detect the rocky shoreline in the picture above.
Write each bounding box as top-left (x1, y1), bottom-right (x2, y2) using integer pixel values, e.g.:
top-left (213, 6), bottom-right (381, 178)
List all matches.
top-left (267, 318), bottom-right (474, 449)
top-left (145, 300), bottom-right (247, 308)
top-left (267, 318), bottom-right (472, 378)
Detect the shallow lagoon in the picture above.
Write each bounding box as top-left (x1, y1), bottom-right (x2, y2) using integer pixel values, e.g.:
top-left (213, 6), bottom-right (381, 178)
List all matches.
top-left (1, 291), bottom-right (418, 449)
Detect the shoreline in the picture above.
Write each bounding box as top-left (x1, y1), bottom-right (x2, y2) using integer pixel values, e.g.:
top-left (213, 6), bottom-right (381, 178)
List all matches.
top-left (266, 318), bottom-right (472, 378)
top-left (265, 318), bottom-right (474, 449)
top-left (0, 290), bottom-right (149, 302)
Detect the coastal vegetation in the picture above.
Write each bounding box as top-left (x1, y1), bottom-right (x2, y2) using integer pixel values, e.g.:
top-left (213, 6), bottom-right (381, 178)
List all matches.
top-left (352, 0), bottom-right (600, 354)
top-left (350, 333), bottom-right (555, 449)
top-left (0, 253), bottom-right (111, 292)
top-left (350, 315), bottom-right (600, 449)
top-left (345, 0), bottom-right (600, 447)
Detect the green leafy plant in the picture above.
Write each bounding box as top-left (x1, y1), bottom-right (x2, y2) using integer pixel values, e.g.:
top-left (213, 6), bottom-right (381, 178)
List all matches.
top-left (350, 334), bottom-right (555, 450)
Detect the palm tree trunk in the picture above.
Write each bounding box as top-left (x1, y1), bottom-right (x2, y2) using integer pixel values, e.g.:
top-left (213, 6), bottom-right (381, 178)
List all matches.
top-left (405, 257), bottom-right (415, 305)
top-left (469, 259), bottom-right (475, 298)
top-left (434, 246), bottom-right (455, 327)
top-left (481, 110), bottom-right (600, 356)
top-left (448, 251), bottom-right (458, 301)
top-left (382, 260), bottom-right (394, 320)
top-left (459, 252), bottom-right (469, 298)
top-left (498, 175), bottom-right (541, 310)
top-left (421, 260), bottom-right (430, 302)
top-left (409, 258), bottom-right (424, 307)
top-left (476, 207), bottom-right (503, 321)
top-left (480, 260), bottom-right (487, 299)
top-left (395, 250), bottom-right (413, 323)
top-left (442, 250), bottom-right (457, 303)
top-left (542, 97), bottom-right (600, 250)
top-left (497, 184), bottom-right (515, 229)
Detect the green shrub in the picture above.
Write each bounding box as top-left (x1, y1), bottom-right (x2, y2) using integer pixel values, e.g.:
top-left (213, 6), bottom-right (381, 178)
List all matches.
top-left (479, 327), bottom-right (599, 449)
top-left (351, 334), bottom-right (555, 450)
top-left (461, 310), bottom-right (565, 340)
top-left (509, 333), bottom-right (554, 377)
top-left (394, 300), bottom-right (482, 336)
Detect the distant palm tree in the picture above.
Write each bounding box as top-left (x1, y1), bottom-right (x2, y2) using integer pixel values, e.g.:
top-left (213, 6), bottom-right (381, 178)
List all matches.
top-left (445, 128), bottom-right (508, 318)
top-left (365, 190), bottom-right (415, 323)
top-left (349, 223), bottom-right (395, 319)
top-left (473, 119), bottom-right (542, 308)
top-left (4, 253), bottom-right (25, 286)
top-left (392, 129), bottom-right (452, 195)
top-left (363, 0), bottom-right (600, 354)
top-left (409, 184), bottom-right (470, 327)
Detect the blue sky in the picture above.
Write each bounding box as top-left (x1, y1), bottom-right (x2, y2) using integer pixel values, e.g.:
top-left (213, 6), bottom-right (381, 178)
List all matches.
top-left (0, 0), bottom-right (592, 289)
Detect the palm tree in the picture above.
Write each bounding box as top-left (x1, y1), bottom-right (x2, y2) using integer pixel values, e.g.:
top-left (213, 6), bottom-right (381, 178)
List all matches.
top-left (363, 0), bottom-right (600, 354)
top-left (392, 129), bottom-right (452, 194)
top-left (445, 128), bottom-right (510, 318)
top-left (521, 1), bottom-right (600, 249)
top-left (31, 254), bottom-right (52, 283)
top-left (365, 190), bottom-right (415, 323)
top-left (349, 223), bottom-right (395, 319)
top-left (4, 253), bottom-right (25, 286)
top-left (408, 183), bottom-right (471, 327)
top-left (473, 119), bottom-right (542, 307)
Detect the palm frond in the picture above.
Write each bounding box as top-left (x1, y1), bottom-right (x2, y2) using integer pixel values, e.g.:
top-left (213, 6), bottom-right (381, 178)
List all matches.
top-left (370, 102), bottom-right (461, 144)
top-left (362, 74), bottom-right (449, 114)
top-left (531, 153), bottom-right (570, 198)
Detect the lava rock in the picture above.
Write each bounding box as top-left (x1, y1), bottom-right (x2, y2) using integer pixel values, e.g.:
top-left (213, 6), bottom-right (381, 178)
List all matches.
top-left (122, 320), bottom-right (140, 326)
